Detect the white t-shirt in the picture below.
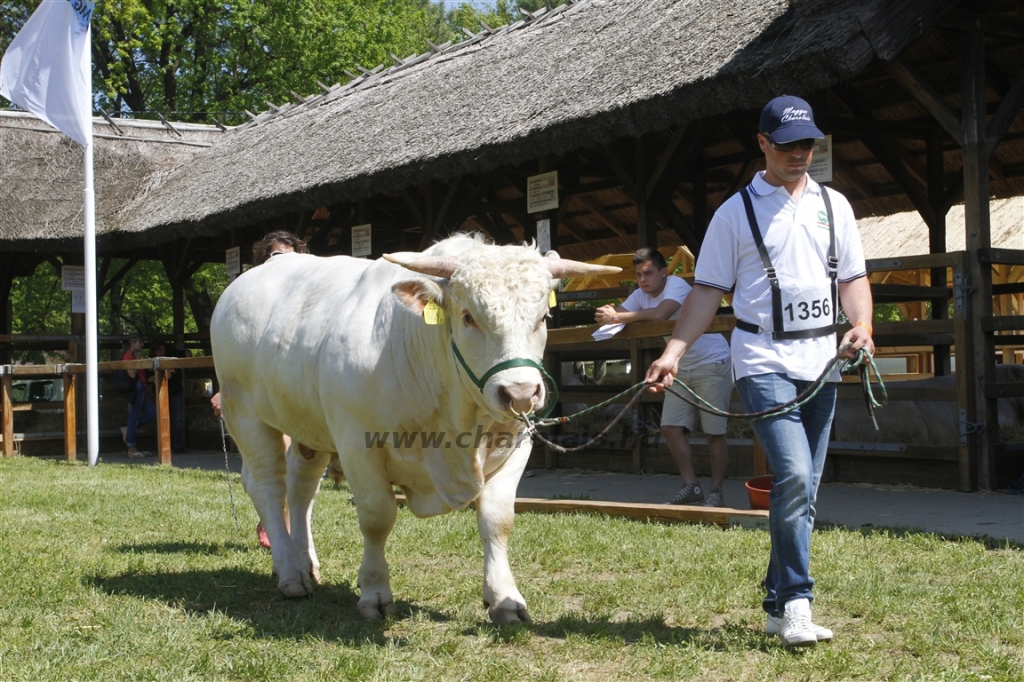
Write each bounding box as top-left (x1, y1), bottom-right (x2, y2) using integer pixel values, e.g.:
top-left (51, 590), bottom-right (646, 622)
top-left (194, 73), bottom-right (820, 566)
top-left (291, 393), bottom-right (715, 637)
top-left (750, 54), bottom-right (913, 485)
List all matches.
top-left (694, 172), bottom-right (867, 381)
top-left (621, 275), bottom-right (731, 369)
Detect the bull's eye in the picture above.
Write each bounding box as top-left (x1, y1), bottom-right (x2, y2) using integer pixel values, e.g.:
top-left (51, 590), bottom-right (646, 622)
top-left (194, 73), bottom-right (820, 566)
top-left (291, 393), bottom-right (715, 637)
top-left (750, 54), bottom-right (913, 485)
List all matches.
top-left (536, 316), bottom-right (547, 332)
top-left (462, 312), bottom-right (476, 328)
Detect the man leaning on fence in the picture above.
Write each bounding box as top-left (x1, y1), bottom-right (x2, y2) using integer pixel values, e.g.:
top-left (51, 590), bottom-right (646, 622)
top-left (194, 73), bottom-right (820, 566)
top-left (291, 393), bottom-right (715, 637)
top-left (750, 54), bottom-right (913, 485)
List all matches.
top-left (595, 247), bottom-right (733, 507)
top-left (645, 96), bottom-right (874, 647)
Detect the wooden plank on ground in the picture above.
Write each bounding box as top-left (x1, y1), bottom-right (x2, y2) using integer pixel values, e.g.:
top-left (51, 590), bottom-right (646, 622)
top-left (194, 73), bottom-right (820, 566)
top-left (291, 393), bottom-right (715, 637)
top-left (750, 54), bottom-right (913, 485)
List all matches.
top-left (394, 494), bottom-right (768, 529)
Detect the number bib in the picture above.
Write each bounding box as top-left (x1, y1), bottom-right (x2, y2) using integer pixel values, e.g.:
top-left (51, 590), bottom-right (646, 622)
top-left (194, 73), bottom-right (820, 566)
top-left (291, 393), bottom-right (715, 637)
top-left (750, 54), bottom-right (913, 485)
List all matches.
top-left (781, 284), bottom-right (833, 332)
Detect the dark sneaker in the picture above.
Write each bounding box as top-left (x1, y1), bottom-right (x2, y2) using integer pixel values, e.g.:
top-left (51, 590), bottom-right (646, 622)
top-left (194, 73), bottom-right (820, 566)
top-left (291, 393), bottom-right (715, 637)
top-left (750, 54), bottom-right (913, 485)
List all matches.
top-left (702, 487), bottom-right (725, 507)
top-left (665, 482), bottom-right (704, 505)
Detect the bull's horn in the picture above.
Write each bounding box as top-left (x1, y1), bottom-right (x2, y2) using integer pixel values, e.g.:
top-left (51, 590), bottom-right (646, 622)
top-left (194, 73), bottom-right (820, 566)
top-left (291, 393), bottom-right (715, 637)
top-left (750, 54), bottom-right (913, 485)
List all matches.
top-left (546, 258), bottom-right (622, 278)
top-left (383, 253), bottom-right (459, 278)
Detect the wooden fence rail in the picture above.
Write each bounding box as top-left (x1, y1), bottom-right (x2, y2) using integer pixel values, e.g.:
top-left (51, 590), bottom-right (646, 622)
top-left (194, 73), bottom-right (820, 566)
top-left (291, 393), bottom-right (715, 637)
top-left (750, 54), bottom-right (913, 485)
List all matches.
top-left (1, 356), bottom-right (216, 464)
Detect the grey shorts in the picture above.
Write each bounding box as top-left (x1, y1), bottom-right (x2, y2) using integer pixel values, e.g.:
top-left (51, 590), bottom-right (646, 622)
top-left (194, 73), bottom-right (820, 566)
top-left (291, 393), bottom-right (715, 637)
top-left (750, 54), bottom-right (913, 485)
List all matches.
top-left (661, 359), bottom-right (733, 435)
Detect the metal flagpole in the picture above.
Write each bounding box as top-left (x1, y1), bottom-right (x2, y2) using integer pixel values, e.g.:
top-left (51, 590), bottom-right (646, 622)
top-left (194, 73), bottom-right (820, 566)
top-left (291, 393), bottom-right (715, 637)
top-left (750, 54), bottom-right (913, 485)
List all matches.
top-left (83, 23), bottom-right (99, 466)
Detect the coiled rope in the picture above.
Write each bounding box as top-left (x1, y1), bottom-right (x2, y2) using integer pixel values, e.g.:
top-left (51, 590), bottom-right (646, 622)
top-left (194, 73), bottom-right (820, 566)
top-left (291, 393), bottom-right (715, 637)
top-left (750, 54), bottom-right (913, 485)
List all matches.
top-left (518, 343), bottom-right (887, 454)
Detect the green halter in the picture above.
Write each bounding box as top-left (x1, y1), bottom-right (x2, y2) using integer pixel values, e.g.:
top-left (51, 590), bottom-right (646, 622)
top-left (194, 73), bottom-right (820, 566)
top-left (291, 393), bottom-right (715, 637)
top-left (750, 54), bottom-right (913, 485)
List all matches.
top-left (448, 329), bottom-right (559, 419)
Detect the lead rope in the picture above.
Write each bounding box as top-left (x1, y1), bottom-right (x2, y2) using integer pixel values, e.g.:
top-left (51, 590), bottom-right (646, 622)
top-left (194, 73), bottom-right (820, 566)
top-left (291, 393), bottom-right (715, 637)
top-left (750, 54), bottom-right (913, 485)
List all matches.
top-left (220, 417), bottom-right (243, 534)
top-left (518, 344), bottom-right (886, 454)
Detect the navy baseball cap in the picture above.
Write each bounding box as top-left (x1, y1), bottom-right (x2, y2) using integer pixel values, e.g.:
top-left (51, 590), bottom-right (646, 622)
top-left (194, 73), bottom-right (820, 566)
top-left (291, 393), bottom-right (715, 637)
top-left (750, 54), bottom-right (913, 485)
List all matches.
top-left (759, 95), bottom-right (825, 143)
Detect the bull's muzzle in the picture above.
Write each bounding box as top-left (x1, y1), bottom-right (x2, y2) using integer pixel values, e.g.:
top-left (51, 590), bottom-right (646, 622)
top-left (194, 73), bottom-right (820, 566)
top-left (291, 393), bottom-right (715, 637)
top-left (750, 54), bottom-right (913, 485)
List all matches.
top-left (497, 382), bottom-right (542, 415)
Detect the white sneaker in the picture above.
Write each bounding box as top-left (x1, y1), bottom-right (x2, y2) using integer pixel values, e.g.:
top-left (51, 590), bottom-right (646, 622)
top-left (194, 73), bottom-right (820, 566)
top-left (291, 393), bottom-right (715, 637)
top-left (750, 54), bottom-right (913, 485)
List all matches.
top-left (776, 598), bottom-right (822, 647)
top-left (767, 614), bottom-right (833, 641)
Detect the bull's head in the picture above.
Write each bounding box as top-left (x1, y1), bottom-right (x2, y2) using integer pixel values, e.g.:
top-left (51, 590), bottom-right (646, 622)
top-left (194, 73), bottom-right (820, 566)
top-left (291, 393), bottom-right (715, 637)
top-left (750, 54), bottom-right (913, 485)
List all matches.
top-left (385, 240), bottom-right (620, 421)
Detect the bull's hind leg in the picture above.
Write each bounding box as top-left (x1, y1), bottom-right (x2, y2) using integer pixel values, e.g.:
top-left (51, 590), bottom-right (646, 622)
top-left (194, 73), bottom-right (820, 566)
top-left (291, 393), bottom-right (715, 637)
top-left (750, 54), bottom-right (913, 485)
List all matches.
top-left (286, 444), bottom-right (333, 585)
top-left (228, 412), bottom-right (313, 598)
top-left (337, 449), bottom-right (398, 620)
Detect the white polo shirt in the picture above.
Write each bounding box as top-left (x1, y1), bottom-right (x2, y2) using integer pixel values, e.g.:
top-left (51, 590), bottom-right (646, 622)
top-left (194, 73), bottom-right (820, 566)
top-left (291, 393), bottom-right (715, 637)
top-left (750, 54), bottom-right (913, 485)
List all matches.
top-left (621, 275), bottom-right (731, 370)
top-left (694, 172), bottom-right (866, 381)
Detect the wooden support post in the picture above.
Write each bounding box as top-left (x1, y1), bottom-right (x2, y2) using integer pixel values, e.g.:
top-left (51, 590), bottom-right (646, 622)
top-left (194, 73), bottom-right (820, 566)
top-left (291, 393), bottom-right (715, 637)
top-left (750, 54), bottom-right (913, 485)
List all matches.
top-left (543, 351), bottom-right (559, 470)
top-left (1, 369), bottom-right (13, 457)
top-left (927, 131), bottom-right (952, 376)
top-left (752, 435), bottom-right (769, 476)
top-left (63, 370), bottom-right (76, 461)
top-left (155, 363), bottom-right (172, 465)
top-left (630, 338), bottom-right (644, 474)
top-left (960, 29), bottom-right (998, 490)
top-left (635, 139), bottom-right (656, 249)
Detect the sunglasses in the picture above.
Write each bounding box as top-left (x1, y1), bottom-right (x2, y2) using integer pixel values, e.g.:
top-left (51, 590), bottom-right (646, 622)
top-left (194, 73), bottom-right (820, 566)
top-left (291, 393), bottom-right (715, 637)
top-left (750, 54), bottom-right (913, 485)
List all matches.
top-left (764, 135), bottom-right (816, 152)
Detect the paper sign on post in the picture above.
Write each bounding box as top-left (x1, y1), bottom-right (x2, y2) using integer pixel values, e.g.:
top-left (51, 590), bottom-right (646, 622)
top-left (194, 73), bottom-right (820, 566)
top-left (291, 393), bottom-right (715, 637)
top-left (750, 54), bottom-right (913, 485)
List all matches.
top-left (808, 135), bottom-right (832, 183)
top-left (72, 290), bottom-right (85, 314)
top-left (61, 265), bottom-right (85, 291)
top-left (226, 247), bottom-right (240, 280)
top-left (527, 171), bottom-right (558, 213)
top-left (537, 218), bottom-right (551, 254)
top-left (352, 224), bottom-right (372, 258)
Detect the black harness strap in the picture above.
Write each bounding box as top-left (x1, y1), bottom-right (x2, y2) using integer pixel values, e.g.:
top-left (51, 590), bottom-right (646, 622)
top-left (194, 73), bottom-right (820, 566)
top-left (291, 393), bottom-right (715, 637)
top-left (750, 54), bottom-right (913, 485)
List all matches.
top-left (736, 184), bottom-right (838, 341)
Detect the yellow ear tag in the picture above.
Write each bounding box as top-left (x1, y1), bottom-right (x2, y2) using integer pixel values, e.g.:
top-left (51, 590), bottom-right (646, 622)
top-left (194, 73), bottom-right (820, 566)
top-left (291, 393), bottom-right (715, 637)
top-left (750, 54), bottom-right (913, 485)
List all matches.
top-left (548, 290), bottom-right (557, 308)
top-left (423, 301), bottom-right (445, 325)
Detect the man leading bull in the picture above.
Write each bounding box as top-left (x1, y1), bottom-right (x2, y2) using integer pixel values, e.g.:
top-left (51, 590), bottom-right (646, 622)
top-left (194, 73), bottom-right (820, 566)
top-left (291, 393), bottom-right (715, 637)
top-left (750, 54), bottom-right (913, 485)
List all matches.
top-left (645, 96), bottom-right (874, 647)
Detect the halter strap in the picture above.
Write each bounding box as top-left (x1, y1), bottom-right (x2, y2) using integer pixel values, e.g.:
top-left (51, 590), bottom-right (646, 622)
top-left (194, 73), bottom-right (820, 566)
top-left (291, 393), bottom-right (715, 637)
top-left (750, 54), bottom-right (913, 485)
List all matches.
top-left (449, 334), bottom-right (559, 418)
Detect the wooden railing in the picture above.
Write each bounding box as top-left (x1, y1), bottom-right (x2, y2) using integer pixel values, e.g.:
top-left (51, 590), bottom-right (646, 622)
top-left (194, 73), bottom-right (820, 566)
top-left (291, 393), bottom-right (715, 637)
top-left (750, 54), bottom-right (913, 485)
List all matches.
top-left (1, 356), bottom-right (215, 464)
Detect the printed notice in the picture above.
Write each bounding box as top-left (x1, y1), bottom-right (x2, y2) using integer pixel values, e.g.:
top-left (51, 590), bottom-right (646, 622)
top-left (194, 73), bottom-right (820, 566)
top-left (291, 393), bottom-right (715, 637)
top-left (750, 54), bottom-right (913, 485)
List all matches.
top-left (352, 224), bottom-right (372, 258)
top-left (226, 247), bottom-right (241, 280)
top-left (537, 218), bottom-right (551, 254)
top-left (808, 135), bottom-right (833, 184)
top-left (61, 265), bottom-right (85, 291)
top-left (527, 171), bottom-right (559, 213)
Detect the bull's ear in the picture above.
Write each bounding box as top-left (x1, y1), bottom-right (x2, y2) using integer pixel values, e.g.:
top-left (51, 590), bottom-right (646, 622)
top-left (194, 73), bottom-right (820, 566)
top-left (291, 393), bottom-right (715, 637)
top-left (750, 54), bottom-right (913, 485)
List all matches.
top-left (393, 278), bottom-right (446, 315)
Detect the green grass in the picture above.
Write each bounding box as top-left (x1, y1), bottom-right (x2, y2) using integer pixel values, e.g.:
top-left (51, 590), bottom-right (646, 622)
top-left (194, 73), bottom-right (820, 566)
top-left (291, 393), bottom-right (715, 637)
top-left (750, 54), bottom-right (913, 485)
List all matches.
top-left (1, 457), bottom-right (1022, 681)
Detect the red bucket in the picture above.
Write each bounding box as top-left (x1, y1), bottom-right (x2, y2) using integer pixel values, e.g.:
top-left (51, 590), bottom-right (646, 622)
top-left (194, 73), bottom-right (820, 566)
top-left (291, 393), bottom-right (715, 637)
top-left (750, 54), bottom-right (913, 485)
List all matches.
top-left (745, 475), bottom-right (774, 510)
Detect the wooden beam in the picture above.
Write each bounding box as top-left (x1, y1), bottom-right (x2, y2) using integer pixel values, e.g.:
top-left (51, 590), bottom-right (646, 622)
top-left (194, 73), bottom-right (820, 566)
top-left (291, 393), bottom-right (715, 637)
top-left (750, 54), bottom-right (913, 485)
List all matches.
top-left (960, 29), bottom-right (997, 491)
top-left (986, 63), bottom-right (1024, 158)
top-left (573, 194), bottom-right (629, 239)
top-left (888, 58), bottom-right (964, 145)
top-left (596, 144), bottom-right (637, 196)
top-left (99, 257), bottom-right (140, 298)
top-left (860, 133), bottom-right (939, 227)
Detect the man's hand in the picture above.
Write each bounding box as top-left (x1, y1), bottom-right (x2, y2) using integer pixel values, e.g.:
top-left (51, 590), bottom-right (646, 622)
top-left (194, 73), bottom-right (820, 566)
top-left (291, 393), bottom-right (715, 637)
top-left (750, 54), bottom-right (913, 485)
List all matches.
top-left (595, 304), bottom-right (619, 325)
top-left (840, 325), bottom-right (874, 358)
top-left (644, 352), bottom-right (680, 392)
top-left (210, 391), bottom-right (222, 417)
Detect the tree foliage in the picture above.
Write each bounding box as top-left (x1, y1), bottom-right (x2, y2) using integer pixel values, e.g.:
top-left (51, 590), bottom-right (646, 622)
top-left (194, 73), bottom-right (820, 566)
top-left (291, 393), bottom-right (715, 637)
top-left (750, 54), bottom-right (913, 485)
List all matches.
top-left (3, 0), bottom-right (562, 360)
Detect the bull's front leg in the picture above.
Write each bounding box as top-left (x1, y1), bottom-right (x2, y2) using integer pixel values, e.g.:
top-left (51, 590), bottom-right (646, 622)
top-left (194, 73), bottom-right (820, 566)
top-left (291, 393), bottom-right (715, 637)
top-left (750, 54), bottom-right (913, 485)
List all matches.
top-left (286, 445), bottom-right (333, 585)
top-left (338, 450), bottom-right (398, 620)
top-left (476, 443), bottom-right (532, 625)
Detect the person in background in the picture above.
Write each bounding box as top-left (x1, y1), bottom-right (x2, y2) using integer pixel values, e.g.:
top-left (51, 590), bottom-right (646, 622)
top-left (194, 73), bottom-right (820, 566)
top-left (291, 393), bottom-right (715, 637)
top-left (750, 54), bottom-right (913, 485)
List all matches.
top-left (213, 230), bottom-right (310, 548)
top-left (152, 341), bottom-right (191, 454)
top-left (595, 247), bottom-right (733, 507)
top-left (121, 332), bottom-right (156, 459)
top-left (645, 96), bottom-right (873, 647)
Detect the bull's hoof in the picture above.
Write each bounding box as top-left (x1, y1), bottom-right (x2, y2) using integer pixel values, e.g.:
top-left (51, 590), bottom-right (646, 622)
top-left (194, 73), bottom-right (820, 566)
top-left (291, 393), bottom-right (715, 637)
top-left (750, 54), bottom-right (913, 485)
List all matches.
top-left (277, 572), bottom-right (315, 599)
top-left (309, 563), bottom-right (322, 585)
top-left (488, 604), bottom-right (532, 625)
top-left (357, 595), bottom-right (395, 620)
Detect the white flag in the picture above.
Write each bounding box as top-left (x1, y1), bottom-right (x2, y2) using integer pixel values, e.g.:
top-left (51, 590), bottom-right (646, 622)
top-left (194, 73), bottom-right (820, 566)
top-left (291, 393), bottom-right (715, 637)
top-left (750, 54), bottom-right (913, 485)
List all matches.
top-left (0, 0), bottom-right (94, 147)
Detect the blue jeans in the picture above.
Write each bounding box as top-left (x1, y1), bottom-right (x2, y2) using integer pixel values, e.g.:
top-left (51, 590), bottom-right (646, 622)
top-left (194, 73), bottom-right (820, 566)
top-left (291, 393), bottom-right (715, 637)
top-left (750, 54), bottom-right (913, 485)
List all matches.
top-left (736, 372), bottom-right (837, 616)
top-left (170, 391), bottom-right (185, 450)
top-left (126, 382), bottom-right (156, 449)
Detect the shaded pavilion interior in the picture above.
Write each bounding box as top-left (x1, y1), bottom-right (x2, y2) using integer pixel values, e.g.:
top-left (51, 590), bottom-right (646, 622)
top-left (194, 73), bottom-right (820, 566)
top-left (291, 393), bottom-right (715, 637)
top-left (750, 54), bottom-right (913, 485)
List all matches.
top-left (3, 0), bottom-right (1024, 489)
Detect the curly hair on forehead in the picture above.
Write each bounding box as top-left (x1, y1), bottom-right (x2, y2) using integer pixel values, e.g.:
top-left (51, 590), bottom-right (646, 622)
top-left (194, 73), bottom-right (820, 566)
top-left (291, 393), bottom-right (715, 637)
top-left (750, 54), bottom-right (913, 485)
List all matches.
top-left (252, 230), bottom-right (310, 265)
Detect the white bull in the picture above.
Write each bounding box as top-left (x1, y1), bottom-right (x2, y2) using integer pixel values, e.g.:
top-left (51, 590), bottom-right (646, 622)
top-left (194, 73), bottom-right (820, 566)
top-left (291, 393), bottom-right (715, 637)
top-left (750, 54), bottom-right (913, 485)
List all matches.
top-left (210, 235), bottom-right (617, 623)
top-left (834, 364), bottom-right (1024, 446)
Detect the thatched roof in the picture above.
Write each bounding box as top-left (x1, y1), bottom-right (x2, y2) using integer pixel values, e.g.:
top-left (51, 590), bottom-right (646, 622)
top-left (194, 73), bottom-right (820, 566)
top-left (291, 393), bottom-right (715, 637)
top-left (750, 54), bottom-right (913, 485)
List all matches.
top-left (859, 196), bottom-right (1024, 258)
top-left (117, 0), bottom-right (888, 240)
top-left (0, 111), bottom-right (225, 250)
